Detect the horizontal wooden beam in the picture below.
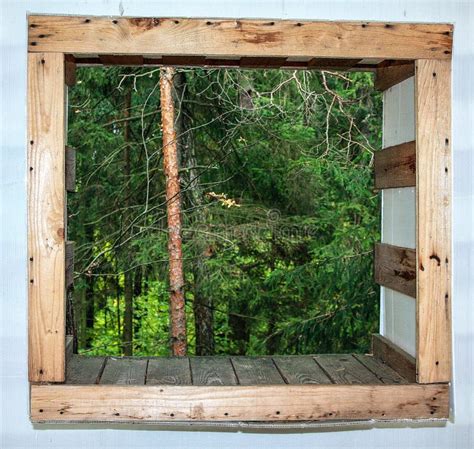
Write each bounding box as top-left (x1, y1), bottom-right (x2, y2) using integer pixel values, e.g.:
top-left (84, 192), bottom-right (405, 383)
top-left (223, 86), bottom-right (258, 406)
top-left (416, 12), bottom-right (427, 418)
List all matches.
top-left (30, 383), bottom-right (448, 422)
top-left (375, 62), bottom-right (415, 91)
top-left (72, 55), bottom-right (381, 71)
top-left (28, 16), bottom-right (452, 60)
top-left (374, 243), bottom-right (416, 298)
top-left (372, 334), bottom-right (416, 383)
top-left (374, 141), bottom-right (416, 189)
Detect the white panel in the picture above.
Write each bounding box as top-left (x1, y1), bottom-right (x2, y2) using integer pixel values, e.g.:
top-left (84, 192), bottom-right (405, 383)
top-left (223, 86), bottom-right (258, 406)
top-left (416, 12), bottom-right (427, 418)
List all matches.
top-left (1, 1), bottom-right (472, 447)
top-left (380, 74), bottom-right (416, 356)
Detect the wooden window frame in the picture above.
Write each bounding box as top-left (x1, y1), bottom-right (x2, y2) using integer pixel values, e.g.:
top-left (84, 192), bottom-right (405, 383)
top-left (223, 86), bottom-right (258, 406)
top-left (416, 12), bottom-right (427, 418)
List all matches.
top-left (27, 15), bottom-right (452, 423)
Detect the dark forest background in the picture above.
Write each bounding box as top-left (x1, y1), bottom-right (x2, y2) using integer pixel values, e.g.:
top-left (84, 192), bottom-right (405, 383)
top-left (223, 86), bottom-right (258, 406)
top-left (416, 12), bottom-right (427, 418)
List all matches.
top-left (67, 67), bottom-right (382, 357)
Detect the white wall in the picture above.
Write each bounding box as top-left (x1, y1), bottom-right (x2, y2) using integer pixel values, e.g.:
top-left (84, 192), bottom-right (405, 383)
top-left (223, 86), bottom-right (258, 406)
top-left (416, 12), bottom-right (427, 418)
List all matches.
top-left (380, 77), bottom-right (416, 357)
top-left (1, 1), bottom-right (473, 448)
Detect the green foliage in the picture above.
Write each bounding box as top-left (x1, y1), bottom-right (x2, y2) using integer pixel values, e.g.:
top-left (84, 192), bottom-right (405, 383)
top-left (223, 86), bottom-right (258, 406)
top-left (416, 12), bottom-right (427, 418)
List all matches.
top-left (68, 66), bottom-right (382, 356)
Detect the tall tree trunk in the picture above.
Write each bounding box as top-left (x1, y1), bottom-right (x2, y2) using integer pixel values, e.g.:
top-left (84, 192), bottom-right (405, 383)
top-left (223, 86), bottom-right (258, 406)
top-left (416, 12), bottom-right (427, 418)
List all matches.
top-left (160, 67), bottom-right (187, 356)
top-left (173, 72), bottom-right (214, 356)
top-left (84, 223), bottom-right (95, 349)
top-left (122, 88), bottom-right (134, 356)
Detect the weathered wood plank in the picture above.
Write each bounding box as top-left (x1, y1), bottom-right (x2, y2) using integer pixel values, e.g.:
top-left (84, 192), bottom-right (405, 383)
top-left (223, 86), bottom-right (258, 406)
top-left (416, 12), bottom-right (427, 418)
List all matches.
top-left (273, 356), bottom-right (332, 384)
top-left (375, 62), bottom-right (415, 91)
top-left (190, 357), bottom-right (237, 386)
top-left (65, 241), bottom-right (74, 289)
top-left (65, 146), bottom-right (76, 192)
top-left (31, 383), bottom-right (449, 422)
top-left (372, 334), bottom-right (416, 383)
top-left (314, 355), bottom-right (382, 384)
top-left (231, 357), bottom-right (285, 385)
top-left (100, 357), bottom-right (147, 385)
top-left (64, 54), bottom-right (76, 86)
top-left (353, 354), bottom-right (408, 384)
top-left (374, 243), bottom-right (416, 298)
top-left (28, 17), bottom-right (452, 60)
top-left (28, 52), bottom-right (66, 383)
top-left (374, 141), bottom-right (416, 189)
top-left (146, 357), bottom-right (192, 385)
top-left (415, 59), bottom-right (452, 383)
top-left (66, 355), bottom-right (105, 385)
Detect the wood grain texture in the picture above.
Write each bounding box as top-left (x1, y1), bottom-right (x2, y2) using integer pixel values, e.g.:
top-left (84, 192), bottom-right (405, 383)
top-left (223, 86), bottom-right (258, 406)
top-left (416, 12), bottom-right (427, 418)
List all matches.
top-left (190, 357), bottom-right (237, 385)
top-left (65, 146), bottom-right (76, 192)
top-left (28, 52), bottom-right (66, 382)
top-left (374, 141), bottom-right (416, 189)
top-left (273, 356), bottom-right (332, 384)
top-left (66, 355), bottom-right (105, 384)
top-left (231, 357), bottom-right (285, 385)
top-left (372, 334), bottom-right (416, 383)
top-left (100, 357), bottom-right (147, 385)
top-left (353, 354), bottom-right (408, 384)
top-left (415, 59), bottom-right (452, 383)
top-left (146, 357), bottom-right (192, 385)
top-left (30, 383), bottom-right (449, 422)
top-left (28, 16), bottom-right (452, 60)
top-left (375, 63), bottom-right (415, 91)
top-left (315, 355), bottom-right (382, 384)
top-left (374, 243), bottom-right (416, 297)
top-left (64, 54), bottom-right (76, 86)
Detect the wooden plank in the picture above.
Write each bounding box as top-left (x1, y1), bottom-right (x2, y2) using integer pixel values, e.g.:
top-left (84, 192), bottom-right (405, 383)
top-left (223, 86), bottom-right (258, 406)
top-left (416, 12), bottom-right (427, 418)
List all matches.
top-left (372, 334), bottom-right (416, 383)
top-left (100, 357), bottom-right (147, 385)
top-left (239, 57), bottom-right (288, 68)
top-left (374, 141), bottom-right (416, 189)
top-left (307, 58), bottom-right (361, 69)
top-left (65, 146), bottom-right (76, 192)
top-left (28, 52), bottom-right (66, 383)
top-left (28, 17), bottom-right (452, 60)
top-left (375, 62), bottom-right (415, 91)
top-left (353, 354), bottom-right (408, 384)
top-left (64, 54), bottom-right (76, 86)
top-left (231, 357), bottom-right (285, 385)
top-left (66, 335), bottom-right (74, 362)
top-left (146, 357), bottom-right (192, 385)
top-left (374, 243), bottom-right (416, 298)
top-left (190, 357), bottom-right (237, 386)
top-left (65, 241), bottom-right (74, 289)
top-left (99, 55), bottom-right (144, 65)
top-left (272, 356), bottom-right (332, 384)
top-left (415, 59), bottom-right (452, 383)
top-left (66, 355), bottom-right (105, 384)
top-left (31, 383), bottom-right (449, 422)
top-left (314, 355), bottom-right (382, 384)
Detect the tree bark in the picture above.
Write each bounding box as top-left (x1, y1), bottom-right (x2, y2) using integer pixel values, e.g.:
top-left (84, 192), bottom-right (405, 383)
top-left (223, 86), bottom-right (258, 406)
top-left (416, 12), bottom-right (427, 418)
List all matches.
top-left (173, 72), bottom-right (214, 356)
top-left (161, 67), bottom-right (187, 356)
top-left (122, 88), bottom-right (134, 356)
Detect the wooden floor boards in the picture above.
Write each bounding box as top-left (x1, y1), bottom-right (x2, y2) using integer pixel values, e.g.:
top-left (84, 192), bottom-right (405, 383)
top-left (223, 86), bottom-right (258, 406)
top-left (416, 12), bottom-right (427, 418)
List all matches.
top-left (66, 354), bottom-right (409, 386)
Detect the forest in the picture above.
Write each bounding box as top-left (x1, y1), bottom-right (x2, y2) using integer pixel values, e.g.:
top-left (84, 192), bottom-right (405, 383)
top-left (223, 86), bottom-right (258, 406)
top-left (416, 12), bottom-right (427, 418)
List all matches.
top-left (67, 65), bottom-right (382, 357)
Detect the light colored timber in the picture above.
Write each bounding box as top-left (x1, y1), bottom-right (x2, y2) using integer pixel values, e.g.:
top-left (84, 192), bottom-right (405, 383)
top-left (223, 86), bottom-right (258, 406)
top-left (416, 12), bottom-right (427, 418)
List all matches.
top-left (28, 52), bottom-right (66, 382)
top-left (374, 243), bottom-right (416, 298)
top-left (372, 334), bottom-right (416, 382)
top-left (415, 59), bottom-right (452, 383)
top-left (30, 384), bottom-right (449, 422)
top-left (374, 141), bottom-right (416, 189)
top-left (28, 17), bottom-right (452, 60)
top-left (375, 62), bottom-right (415, 91)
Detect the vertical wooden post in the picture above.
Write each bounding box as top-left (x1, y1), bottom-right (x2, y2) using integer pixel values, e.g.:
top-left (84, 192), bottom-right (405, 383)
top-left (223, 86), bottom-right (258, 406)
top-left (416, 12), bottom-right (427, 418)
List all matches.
top-left (28, 53), bottom-right (66, 382)
top-left (161, 67), bottom-right (187, 356)
top-left (415, 59), bottom-right (452, 383)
